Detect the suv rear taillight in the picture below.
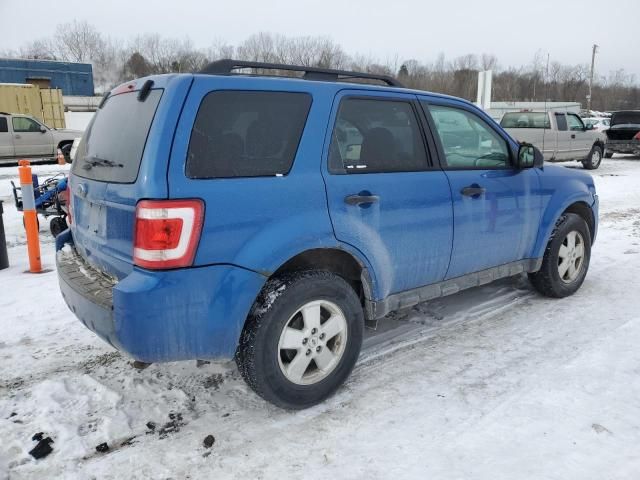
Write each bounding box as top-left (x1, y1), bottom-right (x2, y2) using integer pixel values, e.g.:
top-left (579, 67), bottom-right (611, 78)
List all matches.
top-left (634, 131), bottom-right (640, 140)
top-left (133, 199), bottom-right (204, 269)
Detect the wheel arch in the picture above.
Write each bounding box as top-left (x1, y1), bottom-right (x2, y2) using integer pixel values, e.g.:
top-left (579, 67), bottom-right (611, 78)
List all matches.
top-left (532, 197), bottom-right (596, 260)
top-left (270, 247), bottom-right (376, 318)
top-left (57, 139), bottom-right (73, 150)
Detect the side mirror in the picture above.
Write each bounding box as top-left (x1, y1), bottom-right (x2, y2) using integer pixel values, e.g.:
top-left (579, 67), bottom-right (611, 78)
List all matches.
top-left (585, 123), bottom-right (594, 131)
top-left (40, 127), bottom-right (47, 133)
top-left (517, 143), bottom-right (543, 169)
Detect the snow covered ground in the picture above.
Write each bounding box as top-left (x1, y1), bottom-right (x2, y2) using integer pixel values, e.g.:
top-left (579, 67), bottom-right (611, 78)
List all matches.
top-left (1, 158), bottom-right (639, 479)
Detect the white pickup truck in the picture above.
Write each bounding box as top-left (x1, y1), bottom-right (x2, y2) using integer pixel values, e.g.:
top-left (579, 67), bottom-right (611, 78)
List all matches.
top-left (500, 111), bottom-right (606, 169)
top-left (0, 112), bottom-right (82, 165)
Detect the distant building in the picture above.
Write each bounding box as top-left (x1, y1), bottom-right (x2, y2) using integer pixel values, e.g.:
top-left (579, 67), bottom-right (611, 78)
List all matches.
top-left (0, 58), bottom-right (94, 96)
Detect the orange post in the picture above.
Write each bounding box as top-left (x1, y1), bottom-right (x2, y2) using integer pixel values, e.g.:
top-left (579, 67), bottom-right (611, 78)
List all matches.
top-left (57, 148), bottom-right (66, 165)
top-left (18, 159), bottom-right (42, 273)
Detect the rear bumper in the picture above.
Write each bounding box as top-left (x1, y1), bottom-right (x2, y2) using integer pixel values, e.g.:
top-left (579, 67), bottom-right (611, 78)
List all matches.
top-left (605, 140), bottom-right (640, 154)
top-left (57, 241), bottom-right (266, 363)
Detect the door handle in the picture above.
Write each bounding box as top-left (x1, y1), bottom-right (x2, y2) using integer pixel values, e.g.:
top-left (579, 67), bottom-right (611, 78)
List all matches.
top-left (345, 194), bottom-right (379, 206)
top-left (571, 134), bottom-right (576, 139)
top-left (461, 185), bottom-right (486, 198)
top-left (14, 134), bottom-right (21, 139)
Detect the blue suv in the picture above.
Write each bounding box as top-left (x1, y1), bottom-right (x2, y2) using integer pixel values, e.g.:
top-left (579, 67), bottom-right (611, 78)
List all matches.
top-left (57, 60), bottom-right (598, 409)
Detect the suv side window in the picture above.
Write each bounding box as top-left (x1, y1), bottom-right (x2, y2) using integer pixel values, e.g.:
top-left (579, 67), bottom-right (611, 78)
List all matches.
top-left (567, 114), bottom-right (585, 131)
top-left (12, 117), bottom-right (41, 133)
top-left (328, 98), bottom-right (428, 174)
top-left (555, 113), bottom-right (568, 131)
top-left (0, 117), bottom-right (8, 133)
top-left (186, 91), bottom-right (312, 179)
top-left (426, 104), bottom-right (510, 169)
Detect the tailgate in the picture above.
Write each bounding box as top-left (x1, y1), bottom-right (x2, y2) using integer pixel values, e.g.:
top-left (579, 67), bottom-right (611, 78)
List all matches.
top-left (68, 76), bottom-right (192, 279)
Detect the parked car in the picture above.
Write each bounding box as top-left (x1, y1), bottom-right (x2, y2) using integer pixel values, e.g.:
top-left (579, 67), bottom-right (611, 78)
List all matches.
top-left (582, 117), bottom-right (610, 133)
top-left (604, 110), bottom-right (640, 158)
top-left (500, 110), bottom-right (605, 169)
top-left (56, 61), bottom-right (599, 409)
top-left (0, 112), bottom-right (81, 164)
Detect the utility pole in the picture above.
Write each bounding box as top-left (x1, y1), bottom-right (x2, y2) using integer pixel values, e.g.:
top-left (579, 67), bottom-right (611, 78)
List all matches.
top-left (587, 44), bottom-right (599, 113)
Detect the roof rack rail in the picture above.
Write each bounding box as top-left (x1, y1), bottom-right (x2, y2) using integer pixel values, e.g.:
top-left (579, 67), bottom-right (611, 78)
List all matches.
top-left (199, 59), bottom-right (404, 88)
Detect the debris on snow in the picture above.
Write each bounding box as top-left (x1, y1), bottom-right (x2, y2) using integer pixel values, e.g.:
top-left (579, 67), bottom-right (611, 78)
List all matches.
top-left (203, 435), bottom-right (215, 448)
top-left (28, 436), bottom-right (54, 460)
top-left (95, 442), bottom-right (109, 453)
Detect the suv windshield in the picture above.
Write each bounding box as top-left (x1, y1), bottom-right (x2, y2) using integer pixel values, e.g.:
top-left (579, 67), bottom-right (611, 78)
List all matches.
top-left (72, 89), bottom-right (162, 183)
top-left (500, 112), bottom-right (551, 129)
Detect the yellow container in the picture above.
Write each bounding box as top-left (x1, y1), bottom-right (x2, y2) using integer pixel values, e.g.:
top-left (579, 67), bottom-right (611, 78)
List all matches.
top-left (0, 83), bottom-right (66, 128)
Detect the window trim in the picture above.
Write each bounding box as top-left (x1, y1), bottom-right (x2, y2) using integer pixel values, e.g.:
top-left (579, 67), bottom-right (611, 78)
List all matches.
top-left (327, 95), bottom-right (434, 175)
top-left (185, 89), bottom-right (313, 180)
top-left (420, 99), bottom-right (516, 171)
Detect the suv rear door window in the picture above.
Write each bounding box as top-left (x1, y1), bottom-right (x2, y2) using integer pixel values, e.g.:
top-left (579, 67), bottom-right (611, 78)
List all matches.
top-left (72, 89), bottom-right (163, 183)
top-left (186, 91), bottom-right (311, 178)
top-left (0, 117), bottom-right (7, 133)
top-left (328, 98), bottom-right (428, 173)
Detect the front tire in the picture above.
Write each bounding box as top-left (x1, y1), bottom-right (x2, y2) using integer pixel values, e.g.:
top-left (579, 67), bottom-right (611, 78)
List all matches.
top-left (236, 271), bottom-right (364, 409)
top-left (582, 145), bottom-right (603, 170)
top-left (528, 213), bottom-right (591, 298)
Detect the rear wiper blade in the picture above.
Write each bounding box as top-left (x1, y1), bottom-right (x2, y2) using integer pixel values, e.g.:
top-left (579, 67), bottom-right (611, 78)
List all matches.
top-left (82, 156), bottom-right (123, 170)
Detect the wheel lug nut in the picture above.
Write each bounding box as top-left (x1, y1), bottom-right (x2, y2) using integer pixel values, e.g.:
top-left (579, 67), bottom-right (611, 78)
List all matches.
top-left (306, 349), bottom-right (312, 356)
top-left (302, 338), bottom-right (308, 345)
top-left (311, 328), bottom-right (317, 334)
top-left (319, 333), bottom-right (325, 340)
top-left (316, 346), bottom-right (322, 352)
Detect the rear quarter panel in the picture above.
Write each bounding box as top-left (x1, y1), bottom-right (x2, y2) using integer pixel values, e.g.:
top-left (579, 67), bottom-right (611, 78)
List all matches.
top-left (167, 76), bottom-right (342, 276)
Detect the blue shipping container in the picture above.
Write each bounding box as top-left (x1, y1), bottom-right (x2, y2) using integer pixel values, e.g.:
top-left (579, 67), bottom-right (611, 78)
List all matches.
top-left (0, 58), bottom-right (94, 96)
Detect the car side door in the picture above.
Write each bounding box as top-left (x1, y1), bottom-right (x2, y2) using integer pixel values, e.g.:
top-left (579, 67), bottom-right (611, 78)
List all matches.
top-left (553, 113), bottom-right (574, 160)
top-left (567, 113), bottom-right (592, 158)
top-left (322, 90), bottom-right (453, 299)
top-left (0, 116), bottom-right (14, 158)
top-left (11, 116), bottom-right (53, 157)
top-left (421, 98), bottom-right (542, 279)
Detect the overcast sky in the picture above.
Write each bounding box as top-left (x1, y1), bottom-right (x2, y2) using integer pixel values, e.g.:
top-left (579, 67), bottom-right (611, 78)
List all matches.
top-left (1, 0), bottom-right (638, 79)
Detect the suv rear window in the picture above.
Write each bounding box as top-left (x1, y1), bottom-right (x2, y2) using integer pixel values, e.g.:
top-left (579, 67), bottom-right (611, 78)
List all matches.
top-left (500, 112), bottom-right (550, 129)
top-left (72, 89), bottom-right (162, 183)
top-left (186, 91), bottom-right (311, 178)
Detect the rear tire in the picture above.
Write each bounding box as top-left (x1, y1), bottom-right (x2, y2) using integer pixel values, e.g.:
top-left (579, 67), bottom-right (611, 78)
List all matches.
top-left (528, 213), bottom-right (591, 298)
top-left (236, 271), bottom-right (364, 409)
top-left (49, 216), bottom-right (68, 237)
top-left (582, 145), bottom-right (603, 170)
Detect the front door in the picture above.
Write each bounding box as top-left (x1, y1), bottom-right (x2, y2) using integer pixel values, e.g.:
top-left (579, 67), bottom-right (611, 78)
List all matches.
top-left (322, 91), bottom-right (453, 299)
top-left (567, 113), bottom-right (592, 159)
top-left (11, 116), bottom-right (53, 157)
top-left (422, 99), bottom-right (542, 279)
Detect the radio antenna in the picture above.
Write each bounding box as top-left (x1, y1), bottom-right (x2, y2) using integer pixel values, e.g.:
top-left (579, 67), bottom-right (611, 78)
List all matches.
top-left (542, 52), bottom-right (550, 157)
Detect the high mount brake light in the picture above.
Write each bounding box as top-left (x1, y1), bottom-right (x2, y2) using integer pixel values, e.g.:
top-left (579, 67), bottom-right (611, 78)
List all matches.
top-left (133, 199), bottom-right (204, 269)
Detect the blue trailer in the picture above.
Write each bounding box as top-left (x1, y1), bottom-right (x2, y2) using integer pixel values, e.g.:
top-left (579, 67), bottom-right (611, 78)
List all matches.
top-left (0, 58), bottom-right (94, 96)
